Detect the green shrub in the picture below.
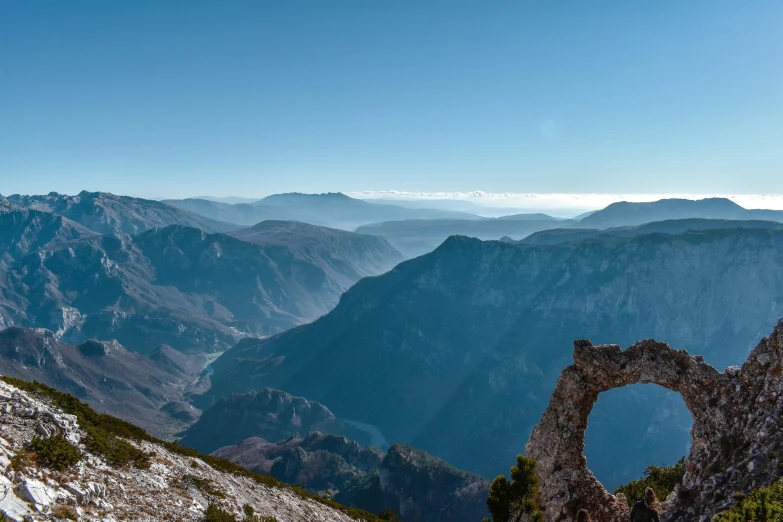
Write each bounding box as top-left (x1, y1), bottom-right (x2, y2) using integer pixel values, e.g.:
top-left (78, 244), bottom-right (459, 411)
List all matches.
top-left (613, 457), bottom-right (686, 505)
top-left (715, 481), bottom-right (783, 522)
top-left (204, 503), bottom-right (237, 522)
top-left (29, 435), bottom-right (82, 471)
top-left (379, 508), bottom-right (401, 521)
top-left (484, 455), bottom-right (544, 522)
top-left (184, 474), bottom-right (226, 498)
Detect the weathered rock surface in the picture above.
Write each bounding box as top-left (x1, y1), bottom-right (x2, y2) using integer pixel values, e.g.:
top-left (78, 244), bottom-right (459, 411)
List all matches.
top-left (527, 318), bottom-right (783, 522)
top-left (0, 377), bottom-right (367, 521)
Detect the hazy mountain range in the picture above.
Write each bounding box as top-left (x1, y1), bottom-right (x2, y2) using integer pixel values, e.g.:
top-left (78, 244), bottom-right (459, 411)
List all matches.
top-left (355, 216), bottom-right (570, 257)
top-left (164, 192), bottom-right (480, 230)
top-left (205, 226), bottom-right (783, 488)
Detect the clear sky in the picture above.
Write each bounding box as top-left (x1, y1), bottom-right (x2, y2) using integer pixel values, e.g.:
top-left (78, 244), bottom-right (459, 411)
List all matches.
top-left (1, 1), bottom-right (782, 199)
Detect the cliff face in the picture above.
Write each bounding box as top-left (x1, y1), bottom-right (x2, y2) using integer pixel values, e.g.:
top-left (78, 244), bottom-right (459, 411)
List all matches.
top-left (207, 229), bottom-right (783, 480)
top-left (527, 318), bottom-right (783, 522)
top-left (0, 377), bottom-right (371, 522)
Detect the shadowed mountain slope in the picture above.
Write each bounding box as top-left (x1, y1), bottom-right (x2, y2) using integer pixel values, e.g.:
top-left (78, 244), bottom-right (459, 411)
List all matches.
top-left (229, 220), bottom-right (403, 288)
top-left (180, 388), bottom-right (373, 452)
top-left (206, 228), bottom-right (783, 484)
top-left (355, 216), bottom-right (569, 257)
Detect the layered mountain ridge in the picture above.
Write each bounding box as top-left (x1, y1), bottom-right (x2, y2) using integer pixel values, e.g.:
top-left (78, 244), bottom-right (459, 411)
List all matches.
top-left (215, 434), bottom-right (490, 522)
top-left (206, 227), bottom-right (783, 486)
top-left (164, 192), bottom-right (479, 230)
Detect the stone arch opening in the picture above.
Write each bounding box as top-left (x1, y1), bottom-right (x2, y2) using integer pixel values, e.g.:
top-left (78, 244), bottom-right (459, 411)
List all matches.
top-left (526, 338), bottom-right (733, 522)
top-left (584, 383), bottom-right (692, 493)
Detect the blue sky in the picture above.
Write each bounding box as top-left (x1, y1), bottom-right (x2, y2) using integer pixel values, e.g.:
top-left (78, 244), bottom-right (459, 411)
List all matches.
top-left (1, 1), bottom-right (782, 198)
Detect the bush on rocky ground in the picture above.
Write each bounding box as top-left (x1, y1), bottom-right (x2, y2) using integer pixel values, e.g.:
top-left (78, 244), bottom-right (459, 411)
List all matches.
top-left (715, 480), bottom-right (783, 522)
top-left (613, 457), bottom-right (686, 505)
top-left (29, 434), bottom-right (82, 471)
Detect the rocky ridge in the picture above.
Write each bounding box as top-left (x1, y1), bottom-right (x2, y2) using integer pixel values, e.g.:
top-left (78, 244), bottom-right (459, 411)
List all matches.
top-left (0, 377), bottom-right (373, 522)
top-left (215, 434), bottom-right (490, 522)
top-left (527, 318), bottom-right (783, 522)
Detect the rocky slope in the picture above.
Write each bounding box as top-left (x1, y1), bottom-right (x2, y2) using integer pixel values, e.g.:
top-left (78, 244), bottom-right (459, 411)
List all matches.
top-left (0, 224), bottom-right (400, 353)
top-left (0, 209), bottom-right (96, 269)
top-left (215, 434), bottom-right (490, 522)
top-left (8, 191), bottom-right (238, 235)
top-left (180, 388), bottom-right (373, 452)
top-left (206, 228), bottom-right (783, 484)
top-left (164, 192), bottom-right (477, 230)
top-left (579, 197), bottom-right (783, 228)
top-left (0, 376), bottom-right (377, 522)
top-left (355, 216), bottom-right (569, 258)
top-left (0, 326), bottom-right (205, 437)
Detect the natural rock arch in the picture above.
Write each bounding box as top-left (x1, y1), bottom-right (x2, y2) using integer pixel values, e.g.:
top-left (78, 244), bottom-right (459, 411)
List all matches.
top-left (526, 319), bottom-right (783, 522)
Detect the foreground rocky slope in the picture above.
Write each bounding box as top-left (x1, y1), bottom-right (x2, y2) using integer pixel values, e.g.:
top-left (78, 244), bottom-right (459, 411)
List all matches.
top-left (215, 434), bottom-right (490, 522)
top-left (528, 318), bottom-right (783, 522)
top-left (0, 377), bottom-right (378, 522)
top-left (207, 228), bottom-right (783, 483)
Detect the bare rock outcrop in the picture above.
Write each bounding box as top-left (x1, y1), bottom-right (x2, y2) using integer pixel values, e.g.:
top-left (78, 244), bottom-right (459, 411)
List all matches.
top-left (526, 318), bottom-right (783, 522)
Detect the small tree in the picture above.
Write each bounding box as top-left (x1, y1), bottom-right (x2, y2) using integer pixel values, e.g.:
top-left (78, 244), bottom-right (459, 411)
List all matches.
top-left (484, 455), bottom-right (544, 522)
top-left (379, 508), bottom-right (401, 521)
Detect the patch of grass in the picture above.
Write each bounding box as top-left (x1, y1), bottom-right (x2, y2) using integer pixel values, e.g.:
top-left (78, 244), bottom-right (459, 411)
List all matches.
top-left (204, 503), bottom-right (237, 522)
top-left (1, 376), bottom-right (382, 522)
top-left (30, 435), bottom-right (82, 471)
top-left (183, 474), bottom-right (226, 498)
top-left (51, 505), bottom-right (78, 520)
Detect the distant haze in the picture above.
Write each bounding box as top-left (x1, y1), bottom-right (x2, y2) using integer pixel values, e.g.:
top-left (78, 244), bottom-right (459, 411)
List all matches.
top-left (168, 192), bottom-right (783, 218)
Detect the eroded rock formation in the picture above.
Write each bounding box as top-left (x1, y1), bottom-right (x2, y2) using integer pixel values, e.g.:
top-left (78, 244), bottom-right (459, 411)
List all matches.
top-left (527, 318), bottom-right (783, 522)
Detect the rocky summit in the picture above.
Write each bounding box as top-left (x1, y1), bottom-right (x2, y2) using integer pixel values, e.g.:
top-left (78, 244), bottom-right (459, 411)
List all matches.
top-left (528, 318), bottom-right (783, 522)
top-left (0, 376), bottom-right (376, 522)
